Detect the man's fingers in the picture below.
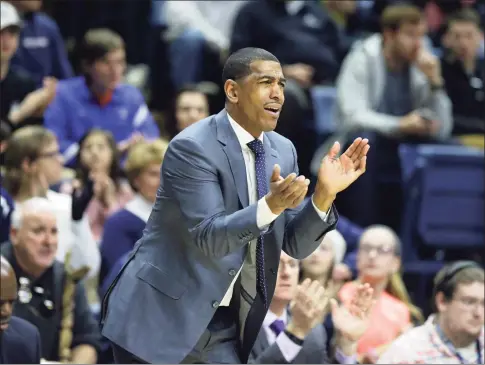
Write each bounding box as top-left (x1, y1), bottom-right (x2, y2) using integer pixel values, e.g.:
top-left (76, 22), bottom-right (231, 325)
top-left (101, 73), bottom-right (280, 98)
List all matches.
top-left (271, 164), bottom-right (281, 182)
top-left (289, 186), bottom-right (308, 207)
top-left (346, 138), bottom-right (368, 162)
top-left (327, 141), bottom-right (341, 160)
top-left (357, 156), bottom-right (367, 175)
top-left (281, 175), bottom-right (308, 199)
top-left (345, 137), bottom-right (361, 156)
top-left (277, 172), bottom-right (297, 191)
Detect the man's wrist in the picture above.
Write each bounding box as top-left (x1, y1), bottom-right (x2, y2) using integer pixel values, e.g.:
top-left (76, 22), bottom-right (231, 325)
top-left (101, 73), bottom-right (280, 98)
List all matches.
top-left (264, 194), bottom-right (284, 215)
top-left (313, 187), bottom-right (336, 212)
top-left (286, 322), bottom-right (308, 340)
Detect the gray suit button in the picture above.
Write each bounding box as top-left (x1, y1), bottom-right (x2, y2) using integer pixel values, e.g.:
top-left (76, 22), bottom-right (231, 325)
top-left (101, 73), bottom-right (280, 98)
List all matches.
top-left (228, 269), bottom-right (236, 276)
top-left (212, 301), bottom-right (219, 308)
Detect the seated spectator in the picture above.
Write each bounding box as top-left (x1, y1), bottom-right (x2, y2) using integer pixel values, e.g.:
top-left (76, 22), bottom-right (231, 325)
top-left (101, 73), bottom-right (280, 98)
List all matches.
top-left (0, 198), bottom-right (101, 363)
top-left (164, 0), bottom-right (248, 90)
top-left (378, 261), bottom-right (484, 364)
top-left (231, 0), bottom-right (353, 178)
top-left (44, 28), bottom-right (159, 165)
top-left (338, 225), bottom-right (424, 363)
top-left (0, 255), bottom-right (42, 364)
top-left (0, 2), bottom-right (40, 131)
top-left (333, 3), bottom-right (452, 230)
top-left (441, 8), bottom-right (484, 137)
top-left (249, 251), bottom-right (374, 364)
top-left (300, 230), bottom-right (348, 301)
top-left (165, 85), bottom-right (210, 139)
top-left (60, 129), bottom-right (133, 242)
top-left (2, 126), bottom-right (100, 278)
top-left (8, 0), bottom-right (73, 86)
top-left (99, 139), bottom-right (168, 284)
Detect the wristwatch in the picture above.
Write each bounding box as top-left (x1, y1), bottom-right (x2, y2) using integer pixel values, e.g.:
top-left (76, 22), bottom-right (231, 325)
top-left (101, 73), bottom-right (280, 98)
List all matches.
top-left (284, 329), bottom-right (304, 345)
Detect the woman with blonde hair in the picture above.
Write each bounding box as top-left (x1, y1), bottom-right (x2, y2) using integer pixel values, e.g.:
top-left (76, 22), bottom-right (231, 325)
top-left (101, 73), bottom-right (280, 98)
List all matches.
top-left (99, 138), bottom-right (169, 284)
top-left (2, 126), bottom-right (100, 278)
top-left (338, 225), bottom-right (424, 363)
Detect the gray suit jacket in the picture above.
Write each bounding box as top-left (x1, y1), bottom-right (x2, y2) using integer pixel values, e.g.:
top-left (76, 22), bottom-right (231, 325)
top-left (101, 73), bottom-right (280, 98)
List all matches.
top-left (249, 322), bottom-right (329, 364)
top-left (100, 110), bottom-right (338, 363)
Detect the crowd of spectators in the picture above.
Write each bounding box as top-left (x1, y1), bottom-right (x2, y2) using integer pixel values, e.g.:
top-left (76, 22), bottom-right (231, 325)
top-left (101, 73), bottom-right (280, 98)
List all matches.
top-left (0, 0), bottom-right (483, 364)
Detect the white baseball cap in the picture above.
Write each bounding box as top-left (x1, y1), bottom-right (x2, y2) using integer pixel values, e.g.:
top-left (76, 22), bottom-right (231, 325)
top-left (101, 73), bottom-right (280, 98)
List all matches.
top-left (1, 1), bottom-right (22, 31)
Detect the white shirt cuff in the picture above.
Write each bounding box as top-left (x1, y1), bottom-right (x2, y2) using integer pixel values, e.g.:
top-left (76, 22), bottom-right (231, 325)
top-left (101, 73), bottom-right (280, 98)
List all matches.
top-left (311, 195), bottom-right (331, 222)
top-left (276, 332), bottom-right (302, 362)
top-left (256, 197), bottom-right (280, 229)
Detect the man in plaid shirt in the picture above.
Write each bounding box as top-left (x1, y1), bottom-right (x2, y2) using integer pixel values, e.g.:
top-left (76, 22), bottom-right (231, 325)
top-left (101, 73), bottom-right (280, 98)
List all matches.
top-left (378, 261), bottom-right (484, 364)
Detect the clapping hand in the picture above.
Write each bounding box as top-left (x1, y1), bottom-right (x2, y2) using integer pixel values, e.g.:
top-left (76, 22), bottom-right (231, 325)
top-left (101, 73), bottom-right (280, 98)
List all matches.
top-left (287, 279), bottom-right (330, 339)
top-left (332, 283), bottom-right (374, 343)
top-left (313, 138), bottom-right (369, 210)
top-left (265, 164), bottom-right (310, 215)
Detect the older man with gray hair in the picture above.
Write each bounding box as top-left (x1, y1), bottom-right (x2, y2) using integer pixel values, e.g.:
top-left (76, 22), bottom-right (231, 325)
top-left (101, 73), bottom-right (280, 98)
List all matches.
top-left (0, 197), bottom-right (101, 363)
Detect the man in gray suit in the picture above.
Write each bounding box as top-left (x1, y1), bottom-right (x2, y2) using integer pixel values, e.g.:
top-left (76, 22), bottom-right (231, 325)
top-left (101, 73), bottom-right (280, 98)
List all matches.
top-left (101, 47), bottom-right (370, 364)
top-left (250, 252), bottom-right (373, 364)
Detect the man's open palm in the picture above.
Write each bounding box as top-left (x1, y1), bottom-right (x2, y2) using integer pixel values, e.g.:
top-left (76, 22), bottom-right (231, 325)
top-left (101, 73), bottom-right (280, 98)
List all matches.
top-left (317, 138), bottom-right (370, 196)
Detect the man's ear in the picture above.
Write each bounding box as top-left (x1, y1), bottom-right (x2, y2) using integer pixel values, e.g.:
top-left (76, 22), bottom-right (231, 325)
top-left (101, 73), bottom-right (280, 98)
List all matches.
top-left (435, 291), bottom-right (448, 313)
top-left (224, 79), bottom-right (239, 104)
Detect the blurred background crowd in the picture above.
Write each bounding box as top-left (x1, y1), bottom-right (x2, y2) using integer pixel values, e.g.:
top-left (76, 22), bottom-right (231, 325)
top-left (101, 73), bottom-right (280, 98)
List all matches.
top-left (0, 0), bottom-right (483, 364)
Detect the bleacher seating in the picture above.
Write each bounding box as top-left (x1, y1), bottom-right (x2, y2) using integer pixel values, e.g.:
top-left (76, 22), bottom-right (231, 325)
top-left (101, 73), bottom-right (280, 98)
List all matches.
top-left (399, 144), bottom-right (484, 315)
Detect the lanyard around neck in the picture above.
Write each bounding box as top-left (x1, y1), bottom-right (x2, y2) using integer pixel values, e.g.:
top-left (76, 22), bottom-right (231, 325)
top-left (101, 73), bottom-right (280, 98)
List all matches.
top-left (435, 323), bottom-right (483, 364)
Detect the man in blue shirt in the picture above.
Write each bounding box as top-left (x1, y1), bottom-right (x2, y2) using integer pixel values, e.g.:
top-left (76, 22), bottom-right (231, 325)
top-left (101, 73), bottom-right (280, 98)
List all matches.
top-left (7, 0), bottom-right (73, 86)
top-left (44, 28), bottom-right (159, 165)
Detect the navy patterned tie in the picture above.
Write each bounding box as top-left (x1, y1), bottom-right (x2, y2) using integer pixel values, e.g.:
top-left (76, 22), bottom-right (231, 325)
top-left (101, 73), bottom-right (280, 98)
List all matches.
top-left (247, 139), bottom-right (268, 308)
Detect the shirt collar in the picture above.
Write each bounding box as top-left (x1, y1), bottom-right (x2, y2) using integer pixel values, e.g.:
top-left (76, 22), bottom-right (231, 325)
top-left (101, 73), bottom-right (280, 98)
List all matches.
top-left (227, 112), bottom-right (263, 150)
top-left (263, 308), bottom-right (288, 328)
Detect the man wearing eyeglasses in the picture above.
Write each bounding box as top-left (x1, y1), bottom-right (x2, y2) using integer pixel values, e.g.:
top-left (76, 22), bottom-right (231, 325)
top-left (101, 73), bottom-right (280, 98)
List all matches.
top-left (0, 197), bottom-right (101, 363)
top-left (378, 261), bottom-right (484, 364)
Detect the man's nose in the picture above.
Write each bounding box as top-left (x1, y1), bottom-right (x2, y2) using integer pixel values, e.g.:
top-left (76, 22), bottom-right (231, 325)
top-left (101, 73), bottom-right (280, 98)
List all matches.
top-left (270, 84), bottom-right (283, 101)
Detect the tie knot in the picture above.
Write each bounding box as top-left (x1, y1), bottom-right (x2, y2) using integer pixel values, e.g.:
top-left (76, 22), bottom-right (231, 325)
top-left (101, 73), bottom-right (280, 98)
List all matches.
top-left (269, 319), bottom-right (285, 336)
top-left (247, 139), bottom-right (265, 156)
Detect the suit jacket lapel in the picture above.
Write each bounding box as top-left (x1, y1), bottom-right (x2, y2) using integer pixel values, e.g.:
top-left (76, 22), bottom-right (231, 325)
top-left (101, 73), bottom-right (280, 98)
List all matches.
top-left (216, 110), bottom-right (250, 207)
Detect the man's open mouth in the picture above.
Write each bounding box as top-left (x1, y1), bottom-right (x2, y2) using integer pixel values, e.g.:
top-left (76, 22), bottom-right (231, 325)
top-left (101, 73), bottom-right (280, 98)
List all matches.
top-left (264, 106), bottom-right (281, 115)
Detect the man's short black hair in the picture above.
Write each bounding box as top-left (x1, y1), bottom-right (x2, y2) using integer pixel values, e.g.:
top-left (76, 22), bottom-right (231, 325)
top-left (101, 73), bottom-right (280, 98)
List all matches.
top-left (222, 47), bottom-right (279, 83)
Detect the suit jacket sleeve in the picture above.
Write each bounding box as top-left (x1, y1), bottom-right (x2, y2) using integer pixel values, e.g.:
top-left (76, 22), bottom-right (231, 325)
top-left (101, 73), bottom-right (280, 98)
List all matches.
top-left (249, 325), bottom-right (331, 364)
top-left (249, 340), bottom-right (291, 364)
top-left (163, 136), bottom-right (263, 258)
top-left (278, 142), bottom-right (338, 260)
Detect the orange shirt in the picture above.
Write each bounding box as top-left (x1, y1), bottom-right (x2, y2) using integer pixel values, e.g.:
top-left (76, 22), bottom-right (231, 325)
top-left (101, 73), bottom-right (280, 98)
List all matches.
top-left (339, 282), bottom-right (411, 355)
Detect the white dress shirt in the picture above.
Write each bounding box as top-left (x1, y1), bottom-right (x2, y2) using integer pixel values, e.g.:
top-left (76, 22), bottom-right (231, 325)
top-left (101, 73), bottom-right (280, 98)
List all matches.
top-left (263, 310), bottom-right (303, 362)
top-left (220, 113), bottom-right (329, 306)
